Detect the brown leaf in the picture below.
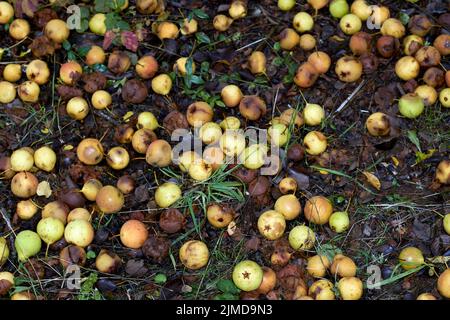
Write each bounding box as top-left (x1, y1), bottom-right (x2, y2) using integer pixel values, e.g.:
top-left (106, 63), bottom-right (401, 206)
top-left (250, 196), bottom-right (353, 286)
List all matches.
top-left (121, 31), bottom-right (139, 52)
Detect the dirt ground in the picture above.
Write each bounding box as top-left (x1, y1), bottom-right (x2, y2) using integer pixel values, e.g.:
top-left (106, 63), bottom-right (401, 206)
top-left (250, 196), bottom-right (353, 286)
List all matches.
top-left (0, 0), bottom-right (449, 300)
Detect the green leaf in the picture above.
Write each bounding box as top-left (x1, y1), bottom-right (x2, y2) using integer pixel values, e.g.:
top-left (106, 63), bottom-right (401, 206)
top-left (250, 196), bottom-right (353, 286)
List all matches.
top-left (399, 12), bottom-right (410, 25)
top-left (192, 9), bottom-right (209, 19)
top-left (216, 279), bottom-right (240, 294)
top-left (76, 19), bottom-right (89, 33)
top-left (272, 56), bottom-right (284, 67)
top-left (86, 250), bottom-right (97, 259)
top-left (62, 40), bottom-right (71, 51)
top-left (273, 42), bottom-right (281, 52)
top-left (94, 0), bottom-right (110, 13)
top-left (154, 274), bottom-right (167, 284)
top-left (76, 46), bottom-right (91, 57)
top-left (316, 243), bottom-right (342, 262)
top-left (67, 51), bottom-right (77, 61)
top-left (214, 293), bottom-right (239, 300)
top-left (407, 130), bottom-right (421, 152)
top-left (196, 32), bottom-right (211, 44)
top-left (105, 13), bottom-right (130, 31)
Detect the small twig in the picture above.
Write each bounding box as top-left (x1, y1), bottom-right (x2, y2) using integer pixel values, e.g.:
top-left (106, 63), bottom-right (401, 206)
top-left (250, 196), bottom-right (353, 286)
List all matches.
top-left (236, 37), bottom-right (267, 52)
top-left (333, 80), bottom-right (366, 115)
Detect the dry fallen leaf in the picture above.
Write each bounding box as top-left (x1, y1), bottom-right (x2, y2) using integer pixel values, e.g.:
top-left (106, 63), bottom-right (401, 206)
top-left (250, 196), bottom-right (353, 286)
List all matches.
top-left (37, 181), bottom-right (52, 198)
top-left (227, 221), bottom-right (237, 236)
top-left (362, 171), bottom-right (381, 190)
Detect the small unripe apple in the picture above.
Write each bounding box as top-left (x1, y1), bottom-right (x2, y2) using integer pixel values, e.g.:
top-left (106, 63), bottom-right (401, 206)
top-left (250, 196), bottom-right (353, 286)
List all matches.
top-left (11, 172), bottom-right (38, 198)
top-left (16, 200), bottom-right (38, 220)
top-left (77, 138), bottom-right (104, 165)
top-left (155, 182), bottom-right (181, 208)
top-left (307, 254), bottom-right (330, 278)
top-left (0, 272), bottom-right (14, 294)
top-left (0, 237), bottom-right (9, 266)
top-left (137, 111), bottom-right (158, 131)
top-left (330, 254), bottom-right (357, 277)
top-left (434, 34), bottom-right (450, 56)
top-left (277, 109), bottom-right (304, 128)
top-left (95, 249), bottom-right (122, 273)
top-left (213, 14), bottom-right (233, 32)
top-left (294, 62), bottom-right (319, 88)
top-left (303, 131), bottom-right (327, 155)
top-left (349, 31), bottom-right (371, 55)
top-left (380, 18), bottom-right (405, 39)
top-left (96, 185), bottom-right (124, 214)
top-left (188, 160), bottom-right (213, 181)
top-left (3, 64), bottom-right (21, 82)
top-left (60, 61), bottom-right (82, 85)
top-left (34, 146), bottom-right (56, 172)
top-left (187, 101), bottom-right (214, 127)
top-left (59, 245), bottom-right (86, 268)
top-left (248, 51), bottom-right (266, 75)
top-left (179, 240), bottom-right (209, 270)
top-left (135, 55), bottom-right (158, 80)
top-left (416, 293), bottom-right (437, 300)
top-left (303, 103), bottom-right (325, 126)
top-left (308, 51), bottom-right (331, 74)
top-left (9, 19), bottom-right (30, 40)
top-left (174, 57), bottom-right (195, 76)
top-left (85, 45), bottom-right (106, 66)
top-left (293, 12), bottom-right (314, 33)
top-left (279, 28), bottom-right (300, 50)
top-left (350, 0), bottom-right (371, 21)
top-left (151, 74), bottom-right (172, 95)
top-left (42, 201), bottom-right (69, 224)
top-left (279, 177), bottom-right (297, 194)
top-left (146, 139), bottom-right (172, 167)
top-left (278, 0), bottom-right (295, 11)
top-left (239, 95), bottom-right (267, 121)
top-left (26, 60), bottom-right (50, 85)
top-left (108, 51), bottom-right (131, 75)
top-left (414, 85), bottom-right (437, 106)
top-left (365, 112), bottom-right (391, 136)
top-left (106, 146), bottom-right (130, 170)
top-left (219, 130), bottom-right (246, 156)
top-left (309, 279), bottom-right (335, 300)
top-left (220, 116), bottom-right (241, 130)
top-left (368, 5), bottom-right (390, 26)
top-left (15, 230), bottom-right (42, 262)
top-left (64, 219), bottom-right (94, 247)
top-left (408, 14), bottom-right (432, 37)
top-left (437, 269), bottom-right (450, 298)
top-left (156, 21), bottom-right (179, 40)
top-left (395, 56), bottom-right (420, 81)
top-left (181, 17), bottom-right (198, 35)
top-left (37, 217), bottom-right (65, 245)
top-left (116, 175), bottom-right (135, 194)
top-left (274, 194), bottom-right (301, 220)
top-left (229, 0), bottom-right (247, 19)
top-left (268, 123), bottom-right (289, 147)
top-left (403, 35), bottom-right (423, 56)
top-left (203, 146), bottom-right (224, 171)
top-left (11, 148), bottom-right (34, 171)
top-left (257, 210), bottom-right (286, 240)
top-left (443, 214), bottom-right (450, 235)
top-left (89, 13), bottom-right (106, 35)
top-left (335, 56), bottom-right (362, 82)
top-left (17, 81), bottom-right (40, 103)
top-left (91, 90), bottom-right (112, 110)
top-left (329, 211), bottom-right (350, 233)
top-left (304, 195), bottom-right (333, 224)
top-left (45, 19), bottom-right (70, 43)
top-left (177, 151), bottom-right (200, 172)
top-left (415, 46), bottom-right (441, 68)
top-left (0, 156), bottom-right (14, 179)
top-left (120, 220), bottom-right (148, 249)
top-left (435, 160), bottom-right (450, 185)
top-left (440, 88), bottom-right (450, 108)
top-left (199, 122), bottom-right (222, 145)
top-left (289, 225), bottom-right (315, 250)
top-left (232, 260), bottom-right (263, 292)
top-left (206, 203), bottom-right (234, 228)
top-left (299, 34), bottom-right (316, 50)
top-left (423, 67), bottom-right (444, 88)
top-left (221, 85), bottom-right (243, 107)
top-left (136, 0), bottom-right (158, 14)
top-left (338, 277), bottom-right (363, 300)
top-left (339, 14), bottom-right (362, 35)
top-left (241, 144), bottom-right (267, 170)
top-left (66, 97), bottom-right (89, 120)
top-left (0, 1), bottom-right (14, 24)
top-left (398, 93), bottom-right (424, 119)
top-left (257, 267), bottom-right (277, 294)
top-left (81, 179), bottom-right (103, 201)
top-left (399, 247), bottom-right (424, 270)
top-left (132, 128), bottom-right (156, 154)
top-left (330, 0), bottom-right (349, 19)
top-left (0, 81), bottom-right (16, 103)
top-left (67, 208), bottom-right (91, 222)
